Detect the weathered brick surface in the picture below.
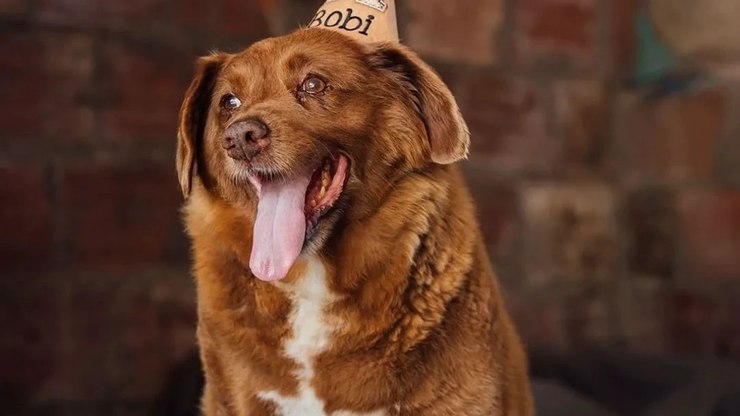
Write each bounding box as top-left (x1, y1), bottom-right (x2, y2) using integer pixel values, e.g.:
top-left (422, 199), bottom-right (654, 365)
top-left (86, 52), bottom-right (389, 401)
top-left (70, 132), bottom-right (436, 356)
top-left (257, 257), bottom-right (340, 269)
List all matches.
top-left (0, 167), bottom-right (53, 270)
top-left (717, 84), bottom-right (740, 187)
top-left (0, 30), bottom-right (94, 144)
top-left (457, 71), bottom-right (557, 174)
top-left (61, 163), bottom-right (185, 266)
top-left (677, 189), bottom-right (740, 280)
top-left (617, 278), bottom-right (667, 352)
top-left (109, 278), bottom-right (196, 400)
top-left (212, 0), bottom-right (271, 39)
top-left (2, 0), bottom-right (740, 412)
top-left (34, 270), bottom-right (196, 405)
top-left (716, 300), bottom-right (740, 359)
top-left (614, 88), bottom-right (729, 184)
top-left (176, 0), bottom-right (215, 34)
top-left (624, 188), bottom-right (677, 280)
top-left (610, 0), bottom-right (640, 77)
top-left (98, 41), bottom-right (195, 144)
top-left (666, 292), bottom-right (718, 355)
top-left (552, 80), bottom-right (609, 175)
top-left (507, 291), bottom-right (568, 351)
top-left (0, 274), bottom-right (63, 409)
top-left (47, 276), bottom-right (116, 403)
top-left (513, 0), bottom-right (599, 72)
top-left (521, 184), bottom-right (618, 286)
top-left (405, 0), bottom-right (503, 65)
top-left (462, 162), bottom-right (521, 286)
top-left (35, 0), bottom-right (170, 30)
top-left (0, 0), bottom-right (27, 16)
top-left (177, 0), bottom-right (276, 40)
top-left (561, 289), bottom-right (616, 347)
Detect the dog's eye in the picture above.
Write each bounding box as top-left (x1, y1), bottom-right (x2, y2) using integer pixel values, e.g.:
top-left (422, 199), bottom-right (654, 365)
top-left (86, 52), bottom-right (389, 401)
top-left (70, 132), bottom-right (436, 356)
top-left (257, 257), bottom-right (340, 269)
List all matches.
top-left (301, 76), bottom-right (327, 94)
top-left (220, 94), bottom-right (242, 111)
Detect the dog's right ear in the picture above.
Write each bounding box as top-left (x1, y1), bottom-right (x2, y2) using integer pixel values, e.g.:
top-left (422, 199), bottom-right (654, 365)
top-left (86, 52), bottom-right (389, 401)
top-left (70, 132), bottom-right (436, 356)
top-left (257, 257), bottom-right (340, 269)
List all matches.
top-left (367, 43), bottom-right (470, 165)
top-left (177, 53), bottom-right (228, 198)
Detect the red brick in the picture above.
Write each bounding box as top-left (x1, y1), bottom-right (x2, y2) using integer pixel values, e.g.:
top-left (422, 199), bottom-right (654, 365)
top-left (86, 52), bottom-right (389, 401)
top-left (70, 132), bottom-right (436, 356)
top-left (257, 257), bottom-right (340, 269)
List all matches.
top-left (178, 0), bottom-right (273, 39)
top-left (176, 0), bottom-right (215, 33)
top-left (624, 188), bottom-right (677, 279)
top-left (43, 276), bottom-right (114, 402)
top-left (0, 167), bottom-right (53, 269)
top-left (0, 275), bottom-right (63, 404)
top-left (521, 184), bottom-right (618, 286)
top-left (457, 72), bottom-right (556, 174)
top-left (610, 0), bottom-right (640, 77)
top-left (552, 80), bottom-right (609, 174)
top-left (0, 31), bottom-right (44, 139)
top-left (562, 291), bottom-right (614, 347)
top-left (212, 0), bottom-right (272, 39)
top-left (278, 0), bottom-right (319, 33)
top-left (677, 189), bottom-right (740, 280)
top-left (0, 0), bottom-right (28, 15)
top-left (462, 162), bottom-right (520, 285)
top-left (42, 32), bottom-right (96, 142)
top-left (514, 0), bottom-right (599, 72)
top-left (716, 301), bottom-right (740, 359)
top-left (62, 163), bottom-right (185, 266)
top-left (666, 292), bottom-right (718, 354)
top-left (99, 42), bottom-right (194, 143)
top-left (717, 87), bottom-right (740, 186)
top-left (511, 289), bottom-right (619, 351)
top-left (617, 279), bottom-right (667, 352)
top-left (505, 290), bottom-right (568, 351)
top-left (35, 0), bottom-right (168, 29)
top-left (45, 273), bottom-right (194, 402)
top-left (615, 88), bottom-right (729, 183)
top-left (108, 278), bottom-right (196, 400)
top-left (0, 30), bottom-right (94, 142)
top-left (405, 0), bottom-right (503, 65)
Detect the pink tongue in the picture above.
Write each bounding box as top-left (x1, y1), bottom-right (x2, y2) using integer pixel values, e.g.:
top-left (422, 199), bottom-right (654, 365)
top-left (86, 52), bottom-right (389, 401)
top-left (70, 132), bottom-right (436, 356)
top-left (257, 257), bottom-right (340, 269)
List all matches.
top-left (249, 176), bottom-right (310, 281)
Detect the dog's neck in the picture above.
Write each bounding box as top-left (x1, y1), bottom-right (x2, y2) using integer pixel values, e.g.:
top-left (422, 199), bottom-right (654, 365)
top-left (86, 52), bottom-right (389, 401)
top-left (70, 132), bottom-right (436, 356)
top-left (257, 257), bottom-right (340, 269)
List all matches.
top-left (317, 165), bottom-right (479, 351)
top-left (188, 164), bottom-right (481, 349)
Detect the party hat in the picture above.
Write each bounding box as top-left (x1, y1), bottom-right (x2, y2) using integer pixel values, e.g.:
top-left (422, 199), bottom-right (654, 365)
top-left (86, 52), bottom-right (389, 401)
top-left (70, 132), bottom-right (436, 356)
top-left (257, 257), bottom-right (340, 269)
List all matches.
top-left (307, 0), bottom-right (399, 43)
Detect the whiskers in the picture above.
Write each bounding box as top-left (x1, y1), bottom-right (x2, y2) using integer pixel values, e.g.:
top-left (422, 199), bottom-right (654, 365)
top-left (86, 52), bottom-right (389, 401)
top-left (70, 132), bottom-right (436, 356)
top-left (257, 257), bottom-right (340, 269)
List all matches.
top-left (227, 159), bottom-right (290, 188)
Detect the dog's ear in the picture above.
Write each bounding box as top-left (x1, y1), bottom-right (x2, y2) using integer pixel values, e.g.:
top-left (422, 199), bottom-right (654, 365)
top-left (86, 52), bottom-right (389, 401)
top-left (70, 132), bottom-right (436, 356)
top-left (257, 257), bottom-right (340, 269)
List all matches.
top-left (177, 53), bottom-right (228, 198)
top-left (368, 44), bottom-right (470, 165)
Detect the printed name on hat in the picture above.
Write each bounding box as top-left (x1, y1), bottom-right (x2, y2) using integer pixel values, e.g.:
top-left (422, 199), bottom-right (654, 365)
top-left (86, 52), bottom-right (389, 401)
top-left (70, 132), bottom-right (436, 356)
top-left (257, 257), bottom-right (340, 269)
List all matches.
top-left (309, 8), bottom-right (376, 36)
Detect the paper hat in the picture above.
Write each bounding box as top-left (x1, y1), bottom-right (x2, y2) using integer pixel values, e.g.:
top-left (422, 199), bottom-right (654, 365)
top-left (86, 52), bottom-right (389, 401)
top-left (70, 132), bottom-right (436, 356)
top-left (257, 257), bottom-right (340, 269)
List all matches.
top-left (308, 0), bottom-right (399, 43)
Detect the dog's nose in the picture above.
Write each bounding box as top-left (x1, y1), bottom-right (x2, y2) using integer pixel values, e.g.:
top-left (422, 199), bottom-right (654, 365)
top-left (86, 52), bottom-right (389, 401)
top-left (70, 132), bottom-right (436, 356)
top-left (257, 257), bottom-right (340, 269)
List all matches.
top-left (222, 118), bottom-right (270, 160)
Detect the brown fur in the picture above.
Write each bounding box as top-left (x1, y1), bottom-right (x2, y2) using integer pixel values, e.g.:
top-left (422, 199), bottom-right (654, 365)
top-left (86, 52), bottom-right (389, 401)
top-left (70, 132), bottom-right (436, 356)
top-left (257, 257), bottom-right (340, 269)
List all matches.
top-left (177, 28), bottom-right (533, 415)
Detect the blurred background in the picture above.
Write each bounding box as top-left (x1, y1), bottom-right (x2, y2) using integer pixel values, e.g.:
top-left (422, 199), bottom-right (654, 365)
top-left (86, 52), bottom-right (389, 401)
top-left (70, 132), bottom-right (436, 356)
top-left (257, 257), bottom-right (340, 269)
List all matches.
top-left (1, 0), bottom-right (739, 415)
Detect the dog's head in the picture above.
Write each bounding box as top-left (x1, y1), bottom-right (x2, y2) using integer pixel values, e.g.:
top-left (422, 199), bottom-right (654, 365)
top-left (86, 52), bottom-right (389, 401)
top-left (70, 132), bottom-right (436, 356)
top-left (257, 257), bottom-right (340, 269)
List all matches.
top-left (177, 28), bottom-right (469, 281)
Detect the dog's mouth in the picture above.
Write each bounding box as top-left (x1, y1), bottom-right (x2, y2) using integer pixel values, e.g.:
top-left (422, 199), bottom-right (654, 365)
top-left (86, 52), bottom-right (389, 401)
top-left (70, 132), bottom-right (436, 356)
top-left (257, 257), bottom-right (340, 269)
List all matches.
top-left (304, 154), bottom-right (349, 236)
top-left (247, 153), bottom-right (349, 282)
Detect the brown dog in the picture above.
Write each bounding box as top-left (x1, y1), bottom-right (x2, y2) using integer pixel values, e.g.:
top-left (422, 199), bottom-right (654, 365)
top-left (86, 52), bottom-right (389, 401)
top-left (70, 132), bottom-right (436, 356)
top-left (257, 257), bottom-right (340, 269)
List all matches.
top-left (177, 28), bottom-right (533, 415)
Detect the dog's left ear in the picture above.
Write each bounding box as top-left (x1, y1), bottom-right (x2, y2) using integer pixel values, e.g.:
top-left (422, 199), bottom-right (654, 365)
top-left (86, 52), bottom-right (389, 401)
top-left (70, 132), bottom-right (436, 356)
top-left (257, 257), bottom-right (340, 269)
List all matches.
top-left (368, 43), bottom-right (470, 165)
top-left (177, 53), bottom-right (229, 198)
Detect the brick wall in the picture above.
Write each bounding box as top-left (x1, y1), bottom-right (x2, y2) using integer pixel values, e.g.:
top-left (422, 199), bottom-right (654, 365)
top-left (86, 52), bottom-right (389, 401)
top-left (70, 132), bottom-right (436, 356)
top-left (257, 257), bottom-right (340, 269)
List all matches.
top-left (1, 0), bottom-right (739, 413)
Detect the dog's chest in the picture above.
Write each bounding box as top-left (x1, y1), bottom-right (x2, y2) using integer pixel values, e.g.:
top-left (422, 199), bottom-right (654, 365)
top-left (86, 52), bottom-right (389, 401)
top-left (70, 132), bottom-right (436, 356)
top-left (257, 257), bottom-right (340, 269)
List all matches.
top-left (257, 257), bottom-right (388, 416)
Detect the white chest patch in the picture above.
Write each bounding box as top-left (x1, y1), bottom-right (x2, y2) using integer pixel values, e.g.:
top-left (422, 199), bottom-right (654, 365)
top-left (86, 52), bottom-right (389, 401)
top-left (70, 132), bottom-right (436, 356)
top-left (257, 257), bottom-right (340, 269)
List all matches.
top-left (258, 257), bottom-right (387, 416)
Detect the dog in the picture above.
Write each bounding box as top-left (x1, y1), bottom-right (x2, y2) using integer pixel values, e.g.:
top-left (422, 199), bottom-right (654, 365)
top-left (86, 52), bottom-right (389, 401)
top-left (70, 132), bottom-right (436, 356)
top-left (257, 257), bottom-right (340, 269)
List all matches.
top-left (177, 27), bottom-right (533, 415)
